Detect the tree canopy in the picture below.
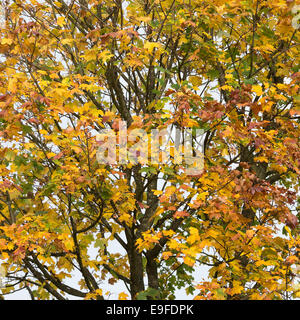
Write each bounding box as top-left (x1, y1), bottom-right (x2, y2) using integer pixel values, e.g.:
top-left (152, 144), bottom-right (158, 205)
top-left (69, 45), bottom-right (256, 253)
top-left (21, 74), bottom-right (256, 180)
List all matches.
top-left (0, 0), bottom-right (299, 300)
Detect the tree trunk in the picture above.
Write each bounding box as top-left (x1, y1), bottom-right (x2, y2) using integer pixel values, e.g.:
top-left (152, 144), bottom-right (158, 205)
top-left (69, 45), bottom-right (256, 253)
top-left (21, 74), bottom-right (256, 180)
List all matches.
top-left (127, 241), bottom-right (145, 299)
top-left (146, 253), bottom-right (160, 297)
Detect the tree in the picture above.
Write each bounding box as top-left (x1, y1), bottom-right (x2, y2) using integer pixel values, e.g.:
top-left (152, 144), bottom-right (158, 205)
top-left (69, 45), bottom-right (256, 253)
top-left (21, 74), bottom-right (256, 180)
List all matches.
top-left (0, 0), bottom-right (299, 300)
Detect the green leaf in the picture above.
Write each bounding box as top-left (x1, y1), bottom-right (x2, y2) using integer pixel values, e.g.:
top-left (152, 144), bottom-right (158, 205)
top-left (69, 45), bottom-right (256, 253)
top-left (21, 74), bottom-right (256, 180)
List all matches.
top-left (171, 83), bottom-right (181, 90)
top-left (95, 239), bottom-right (106, 250)
top-left (136, 288), bottom-right (160, 300)
top-left (21, 124), bottom-right (32, 134)
top-left (216, 288), bottom-right (227, 299)
top-left (100, 186), bottom-right (113, 200)
top-left (140, 166), bottom-right (156, 174)
top-left (163, 167), bottom-right (174, 175)
top-left (5, 150), bottom-right (15, 161)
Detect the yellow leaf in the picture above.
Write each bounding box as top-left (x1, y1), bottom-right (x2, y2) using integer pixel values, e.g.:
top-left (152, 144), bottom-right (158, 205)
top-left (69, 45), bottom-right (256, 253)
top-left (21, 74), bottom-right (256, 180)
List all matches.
top-left (98, 50), bottom-right (113, 63)
top-left (254, 44), bottom-right (275, 53)
top-left (221, 148), bottom-right (228, 156)
top-left (246, 229), bottom-right (255, 238)
top-left (53, 1), bottom-right (63, 7)
top-left (230, 281), bottom-right (243, 295)
top-left (61, 38), bottom-right (74, 46)
top-left (162, 251), bottom-right (173, 260)
top-left (71, 145), bottom-right (82, 154)
top-left (183, 255), bottom-right (196, 266)
top-left (262, 101), bottom-right (274, 112)
top-left (153, 190), bottom-right (163, 196)
top-left (207, 229), bottom-right (219, 238)
top-left (144, 41), bottom-right (161, 53)
top-left (252, 85), bottom-right (263, 96)
top-left (136, 16), bottom-right (152, 23)
top-left (1, 252), bottom-right (9, 260)
top-left (9, 189), bottom-right (21, 200)
top-left (187, 227), bottom-right (200, 244)
top-left (8, 77), bottom-right (18, 93)
top-left (84, 289), bottom-right (103, 300)
top-left (220, 85), bottom-right (234, 91)
top-left (56, 16), bottom-right (66, 27)
top-left (189, 76), bottom-right (202, 87)
top-left (46, 152), bottom-right (56, 158)
top-left (225, 73), bottom-right (233, 80)
top-left (277, 84), bottom-right (287, 90)
top-left (1, 38), bottom-right (13, 45)
top-left (118, 292), bottom-right (129, 300)
top-left (253, 156), bottom-right (268, 163)
top-left (197, 191), bottom-right (208, 201)
top-left (64, 239), bottom-right (74, 251)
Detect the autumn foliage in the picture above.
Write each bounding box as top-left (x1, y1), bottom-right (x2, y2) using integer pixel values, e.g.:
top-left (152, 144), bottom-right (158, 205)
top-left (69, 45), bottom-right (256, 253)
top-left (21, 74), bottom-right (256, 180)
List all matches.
top-left (0, 0), bottom-right (299, 300)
